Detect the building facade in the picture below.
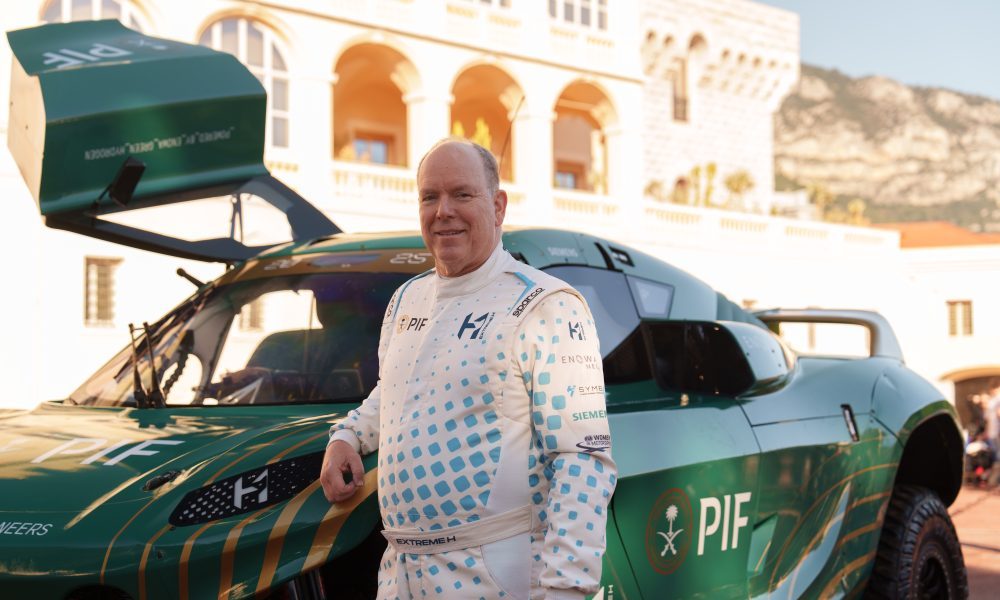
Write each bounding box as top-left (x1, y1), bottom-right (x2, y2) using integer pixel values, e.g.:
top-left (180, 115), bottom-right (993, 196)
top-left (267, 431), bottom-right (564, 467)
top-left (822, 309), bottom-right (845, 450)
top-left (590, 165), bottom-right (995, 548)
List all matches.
top-left (2, 0), bottom-right (994, 412)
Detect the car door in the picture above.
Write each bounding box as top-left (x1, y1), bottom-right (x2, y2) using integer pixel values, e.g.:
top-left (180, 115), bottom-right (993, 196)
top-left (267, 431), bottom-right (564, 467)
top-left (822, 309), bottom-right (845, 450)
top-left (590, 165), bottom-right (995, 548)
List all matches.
top-left (609, 389), bottom-right (760, 599)
top-left (547, 265), bottom-right (763, 599)
top-left (739, 359), bottom-right (889, 599)
top-left (609, 318), bottom-right (770, 599)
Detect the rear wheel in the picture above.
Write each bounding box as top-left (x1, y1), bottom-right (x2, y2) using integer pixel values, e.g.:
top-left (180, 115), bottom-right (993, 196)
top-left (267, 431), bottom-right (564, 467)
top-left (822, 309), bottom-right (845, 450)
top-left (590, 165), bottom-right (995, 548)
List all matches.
top-left (865, 485), bottom-right (968, 599)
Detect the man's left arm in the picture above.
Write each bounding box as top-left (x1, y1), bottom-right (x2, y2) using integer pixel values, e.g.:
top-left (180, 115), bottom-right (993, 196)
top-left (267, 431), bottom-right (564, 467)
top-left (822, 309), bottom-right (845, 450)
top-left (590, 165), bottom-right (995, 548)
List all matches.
top-left (515, 292), bottom-right (617, 600)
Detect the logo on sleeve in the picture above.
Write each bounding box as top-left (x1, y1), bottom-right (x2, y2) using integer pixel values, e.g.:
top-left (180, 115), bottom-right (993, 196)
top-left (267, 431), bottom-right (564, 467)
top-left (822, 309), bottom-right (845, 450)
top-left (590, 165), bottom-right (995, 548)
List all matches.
top-left (458, 312), bottom-right (495, 339)
top-left (568, 321), bottom-right (586, 341)
top-left (397, 314), bottom-right (428, 333)
top-left (561, 354), bottom-right (601, 370)
top-left (512, 287), bottom-right (545, 317)
top-left (575, 433), bottom-right (611, 453)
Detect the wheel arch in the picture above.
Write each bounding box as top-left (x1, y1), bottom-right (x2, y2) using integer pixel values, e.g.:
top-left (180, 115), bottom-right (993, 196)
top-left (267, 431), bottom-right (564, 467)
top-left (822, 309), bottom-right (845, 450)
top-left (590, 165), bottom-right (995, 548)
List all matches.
top-left (893, 413), bottom-right (964, 506)
top-left (873, 365), bottom-right (964, 506)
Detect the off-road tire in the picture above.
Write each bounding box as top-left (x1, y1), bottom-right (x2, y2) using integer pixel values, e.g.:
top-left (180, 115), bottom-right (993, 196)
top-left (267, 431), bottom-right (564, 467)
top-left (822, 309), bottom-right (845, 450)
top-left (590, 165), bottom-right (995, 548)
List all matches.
top-left (865, 484), bottom-right (968, 599)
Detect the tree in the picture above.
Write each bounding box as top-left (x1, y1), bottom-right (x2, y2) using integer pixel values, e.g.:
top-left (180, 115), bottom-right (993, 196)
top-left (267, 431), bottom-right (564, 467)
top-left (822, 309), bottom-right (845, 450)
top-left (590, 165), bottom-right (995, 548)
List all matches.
top-left (471, 118), bottom-right (492, 151)
top-left (704, 162), bottom-right (717, 206)
top-left (807, 182), bottom-right (833, 220)
top-left (724, 170), bottom-right (755, 210)
top-left (847, 197), bottom-right (869, 225)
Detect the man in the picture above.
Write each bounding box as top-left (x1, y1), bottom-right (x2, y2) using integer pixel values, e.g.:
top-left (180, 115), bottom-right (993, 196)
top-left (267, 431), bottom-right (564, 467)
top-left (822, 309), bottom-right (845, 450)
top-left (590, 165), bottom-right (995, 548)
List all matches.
top-left (320, 139), bottom-right (616, 599)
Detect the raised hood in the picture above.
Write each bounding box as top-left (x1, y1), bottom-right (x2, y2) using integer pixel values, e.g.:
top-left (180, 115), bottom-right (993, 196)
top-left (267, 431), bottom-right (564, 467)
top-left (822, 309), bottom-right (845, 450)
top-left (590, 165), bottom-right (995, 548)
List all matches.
top-left (6, 20), bottom-right (338, 262)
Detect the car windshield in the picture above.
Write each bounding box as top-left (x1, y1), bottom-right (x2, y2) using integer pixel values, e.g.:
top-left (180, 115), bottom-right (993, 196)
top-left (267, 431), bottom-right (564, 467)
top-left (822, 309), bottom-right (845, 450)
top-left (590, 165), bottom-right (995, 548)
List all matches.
top-left (69, 271), bottom-right (408, 407)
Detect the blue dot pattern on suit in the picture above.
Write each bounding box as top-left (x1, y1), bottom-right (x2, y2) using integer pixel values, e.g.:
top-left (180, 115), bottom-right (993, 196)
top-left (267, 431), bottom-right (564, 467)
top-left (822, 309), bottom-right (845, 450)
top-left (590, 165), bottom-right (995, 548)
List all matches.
top-left (329, 246), bottom-right (616, 600)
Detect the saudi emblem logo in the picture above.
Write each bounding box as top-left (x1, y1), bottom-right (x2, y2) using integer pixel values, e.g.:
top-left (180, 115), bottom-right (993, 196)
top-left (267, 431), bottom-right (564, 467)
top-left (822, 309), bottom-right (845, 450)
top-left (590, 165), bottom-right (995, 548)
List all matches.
top-left (645, 488), bottom-right (692, 574)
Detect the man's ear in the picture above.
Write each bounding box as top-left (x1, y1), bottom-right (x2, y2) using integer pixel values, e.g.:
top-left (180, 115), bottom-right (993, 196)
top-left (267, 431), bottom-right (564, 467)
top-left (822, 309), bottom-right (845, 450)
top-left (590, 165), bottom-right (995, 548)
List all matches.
top-left (494, 189), bottom-right (508, 226)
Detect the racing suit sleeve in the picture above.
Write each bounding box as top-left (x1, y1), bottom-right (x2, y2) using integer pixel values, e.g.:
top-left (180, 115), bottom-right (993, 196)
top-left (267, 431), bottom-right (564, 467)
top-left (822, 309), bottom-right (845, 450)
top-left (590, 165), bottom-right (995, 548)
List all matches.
top-left (327, 294), bottom-right (397, 455)
top-left (514, 291), bottom-right (617, 599)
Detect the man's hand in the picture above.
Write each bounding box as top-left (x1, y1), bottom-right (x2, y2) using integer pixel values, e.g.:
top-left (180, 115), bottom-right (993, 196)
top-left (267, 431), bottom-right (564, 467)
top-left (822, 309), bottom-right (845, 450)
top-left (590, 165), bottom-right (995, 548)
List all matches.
top-left (321, 439), bottom-right (365, 502)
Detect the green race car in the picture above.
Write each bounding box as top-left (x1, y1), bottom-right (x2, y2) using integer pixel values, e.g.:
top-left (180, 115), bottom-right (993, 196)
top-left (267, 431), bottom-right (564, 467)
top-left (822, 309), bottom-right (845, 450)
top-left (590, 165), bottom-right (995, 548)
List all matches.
top-left (0, 21), bottom-right (967, 600)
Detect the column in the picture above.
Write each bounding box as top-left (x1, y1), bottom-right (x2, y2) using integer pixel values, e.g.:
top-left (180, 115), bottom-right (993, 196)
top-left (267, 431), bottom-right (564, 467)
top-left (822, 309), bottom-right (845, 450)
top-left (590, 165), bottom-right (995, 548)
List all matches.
top-left (404, 91), bottom-right (453, 168)
top-left (510, 108), bottom-right (555, 225)
top-left (604, 123), bottom-right (643, 231)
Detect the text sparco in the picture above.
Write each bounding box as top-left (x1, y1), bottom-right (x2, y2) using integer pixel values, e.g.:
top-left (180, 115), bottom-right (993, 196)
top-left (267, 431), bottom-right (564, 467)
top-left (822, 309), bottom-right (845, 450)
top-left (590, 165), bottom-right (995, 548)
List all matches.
top-left (512, 287), bottom-right (545, 317)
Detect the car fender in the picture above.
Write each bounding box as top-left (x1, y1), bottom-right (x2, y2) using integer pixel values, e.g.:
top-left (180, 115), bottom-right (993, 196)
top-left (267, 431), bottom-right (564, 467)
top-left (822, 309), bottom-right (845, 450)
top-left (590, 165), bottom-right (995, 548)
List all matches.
top-left (871, 365), bottom-right (963, 505)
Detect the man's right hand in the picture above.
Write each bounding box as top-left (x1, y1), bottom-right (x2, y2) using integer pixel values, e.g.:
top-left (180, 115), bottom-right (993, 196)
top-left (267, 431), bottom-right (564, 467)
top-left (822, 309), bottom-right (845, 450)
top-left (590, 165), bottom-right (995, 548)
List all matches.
top-left (321, 439), bottom-right (365, 502)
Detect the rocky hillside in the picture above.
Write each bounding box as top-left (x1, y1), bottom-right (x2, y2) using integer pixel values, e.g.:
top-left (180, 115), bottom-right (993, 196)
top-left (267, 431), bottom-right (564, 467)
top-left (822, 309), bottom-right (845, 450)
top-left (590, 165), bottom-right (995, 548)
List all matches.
top-left (775, 65), bottom-right (1000, 228)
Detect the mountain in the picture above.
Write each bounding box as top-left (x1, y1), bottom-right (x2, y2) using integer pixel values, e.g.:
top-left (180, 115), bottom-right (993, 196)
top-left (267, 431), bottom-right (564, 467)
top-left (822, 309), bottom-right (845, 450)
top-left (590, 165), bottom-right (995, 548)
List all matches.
top-left (774, 65), bottom-right (1000, 229)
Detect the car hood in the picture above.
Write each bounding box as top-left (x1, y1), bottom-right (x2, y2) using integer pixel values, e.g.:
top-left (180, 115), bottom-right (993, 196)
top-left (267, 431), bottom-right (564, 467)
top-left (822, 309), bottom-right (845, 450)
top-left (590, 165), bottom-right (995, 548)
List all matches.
top-left (0, 402), bottom-right (350, 514)
top-left (0, 402), bottom-right (384, 596)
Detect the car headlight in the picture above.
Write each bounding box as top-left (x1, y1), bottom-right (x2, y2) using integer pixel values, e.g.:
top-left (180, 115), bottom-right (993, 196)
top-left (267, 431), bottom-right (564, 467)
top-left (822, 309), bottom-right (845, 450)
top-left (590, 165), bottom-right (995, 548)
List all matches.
top-left (169, 451), bottom-right (324, 526)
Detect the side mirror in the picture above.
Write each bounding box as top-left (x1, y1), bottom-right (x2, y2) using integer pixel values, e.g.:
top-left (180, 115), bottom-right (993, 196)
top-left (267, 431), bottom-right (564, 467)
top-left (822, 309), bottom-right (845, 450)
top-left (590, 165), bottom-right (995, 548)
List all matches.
top-left (645, 321), bottom-right (793, 397)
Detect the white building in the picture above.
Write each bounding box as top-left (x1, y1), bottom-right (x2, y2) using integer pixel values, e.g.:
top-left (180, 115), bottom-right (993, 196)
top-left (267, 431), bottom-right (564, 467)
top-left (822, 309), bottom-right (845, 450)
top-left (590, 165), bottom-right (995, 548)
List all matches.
top-left (0, 0), bottom-right (995, 411)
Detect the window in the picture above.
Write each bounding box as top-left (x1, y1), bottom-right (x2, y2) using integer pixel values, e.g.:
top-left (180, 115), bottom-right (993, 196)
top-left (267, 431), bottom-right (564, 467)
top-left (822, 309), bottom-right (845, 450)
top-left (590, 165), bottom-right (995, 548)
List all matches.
top-left (549, 0), bottom-right (607, 30)
top-left (543, 266), bottom-right (639, 357)
top-left (627, 277), bottom-right (674, 318)
top-left (199, 18), bottom-right (289, 148)
top-left (41, 0), bottom-right (145, 29)
top-left (84, 257), bottom-right (122, 326)
top-left (554, 161), bottom-right (586, 190)
top-left (554, 171), bottom-right (576, 189)
top-left (947, 300), bottom-right (973, 336)
top-left (352, 134), bottom-right (392, 165)
top-left (672, 58), bottom-right (688, 122)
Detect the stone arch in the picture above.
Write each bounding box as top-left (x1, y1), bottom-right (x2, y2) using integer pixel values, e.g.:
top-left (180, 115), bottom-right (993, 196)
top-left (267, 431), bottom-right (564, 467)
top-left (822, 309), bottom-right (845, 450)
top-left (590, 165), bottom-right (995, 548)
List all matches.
top-left (333, 43), bottom-right (420, 167)
top-left (197, 14), bottom-right (292, 149)
top-left (449, 63), bottom-right (523, 182)
top-left (552, 80), bottom-right (618, 193)
top-left (688, 33), bottom-right (709, 64)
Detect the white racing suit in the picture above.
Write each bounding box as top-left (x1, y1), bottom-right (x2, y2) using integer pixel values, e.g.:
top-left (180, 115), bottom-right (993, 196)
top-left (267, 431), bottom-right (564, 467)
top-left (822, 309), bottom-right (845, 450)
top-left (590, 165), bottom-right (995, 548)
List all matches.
top-left (330, 244), bottom-right (617, 600)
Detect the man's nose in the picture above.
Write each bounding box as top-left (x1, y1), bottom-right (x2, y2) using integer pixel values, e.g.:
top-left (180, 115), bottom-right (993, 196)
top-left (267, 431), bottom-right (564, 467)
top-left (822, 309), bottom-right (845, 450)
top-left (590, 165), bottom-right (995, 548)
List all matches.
top-left (435, 195), bottom-right (458, 219)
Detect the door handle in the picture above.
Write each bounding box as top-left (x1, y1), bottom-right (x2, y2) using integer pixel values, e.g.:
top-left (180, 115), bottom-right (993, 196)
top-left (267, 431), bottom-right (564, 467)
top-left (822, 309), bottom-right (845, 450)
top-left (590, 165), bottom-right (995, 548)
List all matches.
top-left (840, 404), bottom-right (860, 442)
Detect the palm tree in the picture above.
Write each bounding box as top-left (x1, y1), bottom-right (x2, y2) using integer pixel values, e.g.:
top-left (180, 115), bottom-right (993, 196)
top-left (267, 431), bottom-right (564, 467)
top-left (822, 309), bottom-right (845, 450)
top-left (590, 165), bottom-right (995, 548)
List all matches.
top-left (724, 170), bottom-right (755, 210)
top-left (665, 504), bottom-right (679, 525)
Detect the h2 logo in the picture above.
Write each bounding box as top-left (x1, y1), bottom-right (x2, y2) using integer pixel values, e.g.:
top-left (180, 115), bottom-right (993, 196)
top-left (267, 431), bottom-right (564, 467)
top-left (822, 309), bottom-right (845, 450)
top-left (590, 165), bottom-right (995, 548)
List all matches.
top-left (568, 321), bottom-right (586, 341)
top-left (458, 312), bottom-right (491, 339)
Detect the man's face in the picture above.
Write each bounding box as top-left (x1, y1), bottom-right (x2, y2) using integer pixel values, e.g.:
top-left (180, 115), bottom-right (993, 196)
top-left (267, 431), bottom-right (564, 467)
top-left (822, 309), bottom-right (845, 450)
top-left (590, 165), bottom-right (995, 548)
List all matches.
top-left (418, 142), bottom-right (506, 277)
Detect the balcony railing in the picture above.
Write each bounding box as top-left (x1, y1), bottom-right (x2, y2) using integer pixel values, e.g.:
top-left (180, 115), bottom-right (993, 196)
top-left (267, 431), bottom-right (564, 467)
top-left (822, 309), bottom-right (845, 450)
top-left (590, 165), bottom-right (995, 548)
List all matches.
top-left (640, 200), bottom-right (899, 252)
top-left (323, 161), bottom-right (898, 254)
top-left (331, 160), bottom-right (417, 207)
top-left (553, 188), bottom-right (619, 218)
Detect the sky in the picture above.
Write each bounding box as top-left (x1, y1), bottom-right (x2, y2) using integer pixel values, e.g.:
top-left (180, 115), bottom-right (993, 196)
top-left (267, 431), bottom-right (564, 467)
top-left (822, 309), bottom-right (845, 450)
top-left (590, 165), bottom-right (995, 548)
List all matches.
top-left (756, 1), bottom-right (1000, 101)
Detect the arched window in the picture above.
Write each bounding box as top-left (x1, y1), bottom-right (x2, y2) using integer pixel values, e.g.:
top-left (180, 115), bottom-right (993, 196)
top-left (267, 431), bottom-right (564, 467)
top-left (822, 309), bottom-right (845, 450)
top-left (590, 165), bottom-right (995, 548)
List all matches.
top-left (41, 0), bottom-right (147, 30)
top-left (553, 81), bottom-right (616, 194)
top-left (199, 18), bottom-right (289, 149)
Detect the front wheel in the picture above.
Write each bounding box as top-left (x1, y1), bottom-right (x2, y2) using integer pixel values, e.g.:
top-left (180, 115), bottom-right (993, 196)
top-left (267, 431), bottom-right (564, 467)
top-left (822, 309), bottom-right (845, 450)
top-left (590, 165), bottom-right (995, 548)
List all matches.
top-left (865, 484), bottom-right (968, 599)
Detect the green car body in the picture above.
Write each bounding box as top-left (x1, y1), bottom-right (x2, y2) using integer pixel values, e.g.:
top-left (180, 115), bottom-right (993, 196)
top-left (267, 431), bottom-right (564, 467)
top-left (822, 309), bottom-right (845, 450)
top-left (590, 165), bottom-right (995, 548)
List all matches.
top-left (0, 20), bottom-right (966, 600)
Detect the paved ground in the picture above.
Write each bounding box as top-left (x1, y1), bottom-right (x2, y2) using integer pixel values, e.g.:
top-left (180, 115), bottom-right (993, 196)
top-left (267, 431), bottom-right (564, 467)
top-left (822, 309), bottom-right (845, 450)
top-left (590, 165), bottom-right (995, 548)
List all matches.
top-left (950, 485), bottom-right (1000, 599)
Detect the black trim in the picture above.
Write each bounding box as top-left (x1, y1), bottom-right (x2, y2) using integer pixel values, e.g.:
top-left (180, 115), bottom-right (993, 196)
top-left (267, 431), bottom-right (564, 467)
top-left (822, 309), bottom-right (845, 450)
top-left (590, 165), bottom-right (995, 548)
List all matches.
top-left (46, 174), bottom-right (338, 263)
